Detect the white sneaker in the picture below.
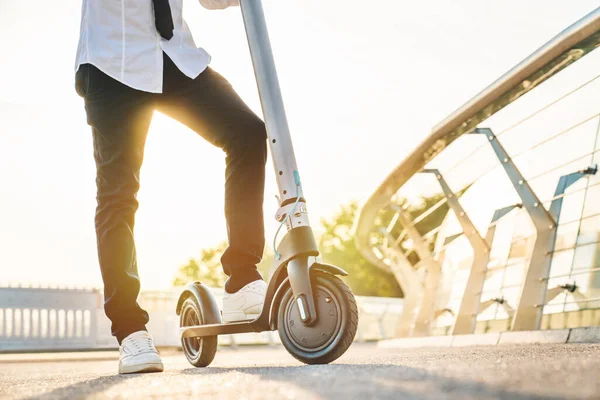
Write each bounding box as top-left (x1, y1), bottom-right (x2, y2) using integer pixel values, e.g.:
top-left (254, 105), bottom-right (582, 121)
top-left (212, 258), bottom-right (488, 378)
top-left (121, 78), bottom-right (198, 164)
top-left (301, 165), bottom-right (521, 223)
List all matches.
top-left (222, 280), bottom-right (267, 323)
top-left (118, 330), bottom-right (164, 374)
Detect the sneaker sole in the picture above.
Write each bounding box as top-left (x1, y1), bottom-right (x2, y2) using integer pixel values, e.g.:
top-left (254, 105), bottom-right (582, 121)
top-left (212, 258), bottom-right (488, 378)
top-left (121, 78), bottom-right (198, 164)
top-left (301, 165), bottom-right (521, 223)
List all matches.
top-left (119, 362), bottom-right (164, 374)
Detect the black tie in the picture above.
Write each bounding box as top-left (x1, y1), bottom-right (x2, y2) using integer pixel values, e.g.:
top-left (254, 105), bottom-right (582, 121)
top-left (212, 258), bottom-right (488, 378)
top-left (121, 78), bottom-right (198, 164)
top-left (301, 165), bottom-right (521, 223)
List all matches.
top-left (152, 0), bottom-right (174, 40)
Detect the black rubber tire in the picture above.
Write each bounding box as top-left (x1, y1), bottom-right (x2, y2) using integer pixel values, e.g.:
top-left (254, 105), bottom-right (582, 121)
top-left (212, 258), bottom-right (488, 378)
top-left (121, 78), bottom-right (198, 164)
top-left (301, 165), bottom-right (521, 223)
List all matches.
top-left (180, 296), bottom-right (218, 367)
top-left (277, 272), bottom-right (358, 364)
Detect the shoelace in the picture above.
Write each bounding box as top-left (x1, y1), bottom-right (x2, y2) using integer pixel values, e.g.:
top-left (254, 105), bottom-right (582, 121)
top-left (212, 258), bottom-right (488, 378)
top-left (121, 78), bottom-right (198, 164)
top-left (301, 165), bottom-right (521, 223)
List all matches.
top-left (125, 335), bottom-right (154, 354)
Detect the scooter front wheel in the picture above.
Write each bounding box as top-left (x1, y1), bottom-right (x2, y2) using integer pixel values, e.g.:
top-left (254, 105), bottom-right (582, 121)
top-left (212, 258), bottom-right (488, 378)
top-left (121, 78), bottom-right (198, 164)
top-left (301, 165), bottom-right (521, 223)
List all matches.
top-left (277, 271), bottom-right (358, 364)
top-left (180, 296), bottom-right (218, 367)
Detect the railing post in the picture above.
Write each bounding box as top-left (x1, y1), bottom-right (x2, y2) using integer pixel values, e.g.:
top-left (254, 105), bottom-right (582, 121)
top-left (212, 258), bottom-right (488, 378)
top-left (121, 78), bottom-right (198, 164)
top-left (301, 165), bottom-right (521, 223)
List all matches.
top-left (548, 166), bottom-right (597, 221)
top-left (474, 128), bottom-right (598, 330)
top-left (396, 211), bottom-right (441, 337)
top-left (463, 204), bottom-right (522, 332)
top-left (421, 169), bottom-right (491, 334)
top-left (384, 247), bottom-right (421, 337)
top-left (473, 128), bottom-right (557, 331)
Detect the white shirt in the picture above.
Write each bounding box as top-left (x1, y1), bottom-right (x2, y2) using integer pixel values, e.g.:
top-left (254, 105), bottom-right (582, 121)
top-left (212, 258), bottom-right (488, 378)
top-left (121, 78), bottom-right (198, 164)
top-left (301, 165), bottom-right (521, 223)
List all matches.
top-left (75, 0), bottom-right (239, 93)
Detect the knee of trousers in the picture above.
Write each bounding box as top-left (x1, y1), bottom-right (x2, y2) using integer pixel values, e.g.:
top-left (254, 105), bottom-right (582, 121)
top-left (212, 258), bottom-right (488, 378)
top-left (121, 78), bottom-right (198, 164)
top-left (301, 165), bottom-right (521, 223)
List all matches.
top-left (225, 125), bottom-right (268, 161)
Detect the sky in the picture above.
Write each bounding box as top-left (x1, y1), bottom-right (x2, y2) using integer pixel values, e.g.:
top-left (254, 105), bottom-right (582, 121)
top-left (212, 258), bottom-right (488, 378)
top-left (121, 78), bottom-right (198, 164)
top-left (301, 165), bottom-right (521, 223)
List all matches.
top-left (0, 0), bottom-right (598, 290)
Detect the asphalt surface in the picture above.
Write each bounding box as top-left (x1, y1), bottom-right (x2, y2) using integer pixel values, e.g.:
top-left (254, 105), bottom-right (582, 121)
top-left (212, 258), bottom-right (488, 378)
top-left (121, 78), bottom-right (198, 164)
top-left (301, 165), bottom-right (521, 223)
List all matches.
top-left (1, 343), bottom-right (599, 400)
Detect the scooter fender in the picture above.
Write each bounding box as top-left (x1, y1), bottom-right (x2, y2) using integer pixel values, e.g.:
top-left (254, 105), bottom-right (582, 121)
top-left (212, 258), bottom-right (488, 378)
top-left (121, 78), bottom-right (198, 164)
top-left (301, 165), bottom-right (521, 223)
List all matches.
top-left (175, 282), bottom-right (221, 325)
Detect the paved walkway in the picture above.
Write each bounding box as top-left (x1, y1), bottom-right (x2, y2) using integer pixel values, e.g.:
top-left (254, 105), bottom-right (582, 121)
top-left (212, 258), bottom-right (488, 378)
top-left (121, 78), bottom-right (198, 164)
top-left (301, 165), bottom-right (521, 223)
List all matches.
top-left (1, 343), bottom-right (599, 399)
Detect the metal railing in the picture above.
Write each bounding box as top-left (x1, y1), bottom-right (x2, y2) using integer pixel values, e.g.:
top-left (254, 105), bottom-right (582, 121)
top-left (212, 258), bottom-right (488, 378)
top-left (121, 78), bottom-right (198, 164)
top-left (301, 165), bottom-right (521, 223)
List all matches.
top-left (0, 286), bottom-right (99, 351)
top-left (354, 8), bottom-right (600, 337)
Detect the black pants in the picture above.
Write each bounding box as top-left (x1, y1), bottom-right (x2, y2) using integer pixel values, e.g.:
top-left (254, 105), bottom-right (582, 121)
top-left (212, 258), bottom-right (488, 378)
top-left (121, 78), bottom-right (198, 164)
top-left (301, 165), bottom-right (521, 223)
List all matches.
top-left (76, 54), bottom-right (267, 343)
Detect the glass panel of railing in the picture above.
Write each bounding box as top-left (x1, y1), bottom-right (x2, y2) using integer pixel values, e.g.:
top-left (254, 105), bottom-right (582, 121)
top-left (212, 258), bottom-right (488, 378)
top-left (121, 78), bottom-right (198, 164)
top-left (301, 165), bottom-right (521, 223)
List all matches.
top-left (554, 220), bottom-right (580, 252)
top-left (582, 184), bottom-right (600, 218)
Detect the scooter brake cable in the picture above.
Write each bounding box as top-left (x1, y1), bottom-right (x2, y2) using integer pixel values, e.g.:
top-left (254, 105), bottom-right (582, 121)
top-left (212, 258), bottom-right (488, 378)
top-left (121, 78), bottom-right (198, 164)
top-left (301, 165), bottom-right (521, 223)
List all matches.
top-left (273, 171), bottom-right (303, 260)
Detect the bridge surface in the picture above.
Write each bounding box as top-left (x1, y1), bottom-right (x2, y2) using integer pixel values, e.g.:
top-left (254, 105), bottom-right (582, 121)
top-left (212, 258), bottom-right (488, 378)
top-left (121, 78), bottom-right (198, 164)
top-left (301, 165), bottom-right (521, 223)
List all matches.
top-left (1, 343), bottom-right (598, 399)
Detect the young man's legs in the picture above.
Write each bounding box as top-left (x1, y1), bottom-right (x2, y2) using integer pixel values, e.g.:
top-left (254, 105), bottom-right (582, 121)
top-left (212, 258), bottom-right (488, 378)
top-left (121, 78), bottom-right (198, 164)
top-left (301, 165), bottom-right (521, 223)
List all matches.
top-left (76, 64), bottom-right (155, 343)
top-left (157, 54), bottom-right (268, 293)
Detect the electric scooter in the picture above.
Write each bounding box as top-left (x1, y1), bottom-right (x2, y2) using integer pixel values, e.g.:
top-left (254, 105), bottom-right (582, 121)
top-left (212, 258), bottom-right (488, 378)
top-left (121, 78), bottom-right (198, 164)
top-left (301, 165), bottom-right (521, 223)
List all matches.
top-left (176, 0), bottom-right (358, 366)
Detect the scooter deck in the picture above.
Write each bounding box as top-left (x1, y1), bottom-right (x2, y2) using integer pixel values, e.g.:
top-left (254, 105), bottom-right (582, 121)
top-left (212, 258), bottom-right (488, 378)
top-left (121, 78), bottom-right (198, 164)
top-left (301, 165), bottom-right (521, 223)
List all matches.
top-left (180, 319), bottom-right (267, 338)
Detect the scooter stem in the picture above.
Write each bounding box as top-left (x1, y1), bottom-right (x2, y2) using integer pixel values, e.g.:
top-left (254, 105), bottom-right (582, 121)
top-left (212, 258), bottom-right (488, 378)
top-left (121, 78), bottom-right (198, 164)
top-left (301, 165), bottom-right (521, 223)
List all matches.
top-left (240, 0), bottom-right (306, 214)
top-left (240, 0), bottom-right (317, 324)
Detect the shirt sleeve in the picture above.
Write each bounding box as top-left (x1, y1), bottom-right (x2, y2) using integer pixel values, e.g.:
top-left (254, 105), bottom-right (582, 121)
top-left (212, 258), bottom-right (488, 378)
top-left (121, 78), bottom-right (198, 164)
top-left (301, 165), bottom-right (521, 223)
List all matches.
top-left (198, 0), bottom-right (240, 10)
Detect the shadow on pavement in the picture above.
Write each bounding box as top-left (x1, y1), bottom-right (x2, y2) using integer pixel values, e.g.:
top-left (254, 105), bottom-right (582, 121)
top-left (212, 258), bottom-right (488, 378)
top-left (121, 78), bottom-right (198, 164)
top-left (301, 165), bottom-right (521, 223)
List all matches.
top-left (27, 373), bottom-right (141, 400)
top-left (180, 364), bottom-right (565, 400)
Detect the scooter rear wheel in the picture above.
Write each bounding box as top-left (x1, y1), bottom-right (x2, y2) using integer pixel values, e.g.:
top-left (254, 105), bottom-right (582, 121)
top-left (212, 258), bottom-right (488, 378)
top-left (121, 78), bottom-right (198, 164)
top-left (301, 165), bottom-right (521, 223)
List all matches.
top-left (277, 271), bottom-right (358, 364)
top-left (180, 296), bottom-right (218, 367)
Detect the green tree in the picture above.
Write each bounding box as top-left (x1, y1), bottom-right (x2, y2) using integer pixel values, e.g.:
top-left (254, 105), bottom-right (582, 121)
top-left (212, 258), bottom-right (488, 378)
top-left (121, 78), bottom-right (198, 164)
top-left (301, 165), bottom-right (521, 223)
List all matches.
top-left (173, 196), bottom-right (452, 296)
top-left (319, 202), bottom-right (404, 297)
top-left (172, 242), bottom-right (228, 287)
top-left (172, 243), bottom-right (275, 287)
